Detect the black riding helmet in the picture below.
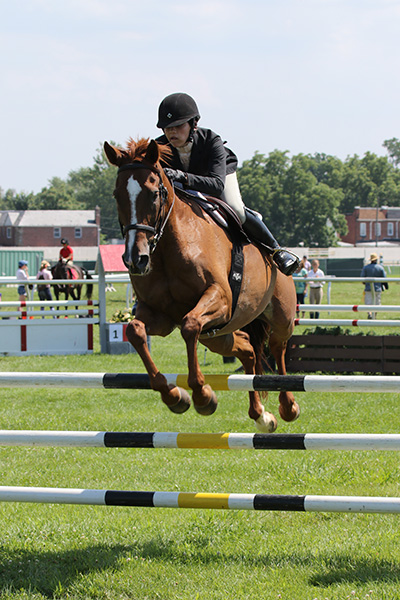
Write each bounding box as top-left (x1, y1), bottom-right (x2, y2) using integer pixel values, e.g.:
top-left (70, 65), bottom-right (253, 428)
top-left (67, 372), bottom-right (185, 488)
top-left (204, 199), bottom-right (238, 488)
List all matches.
top-left (157, 93), bottom-right (200, 129)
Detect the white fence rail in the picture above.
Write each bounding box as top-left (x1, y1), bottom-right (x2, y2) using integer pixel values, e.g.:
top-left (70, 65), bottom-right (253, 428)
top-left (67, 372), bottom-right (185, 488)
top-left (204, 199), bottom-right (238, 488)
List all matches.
top-left (1, 274), bottom-right (399, 356)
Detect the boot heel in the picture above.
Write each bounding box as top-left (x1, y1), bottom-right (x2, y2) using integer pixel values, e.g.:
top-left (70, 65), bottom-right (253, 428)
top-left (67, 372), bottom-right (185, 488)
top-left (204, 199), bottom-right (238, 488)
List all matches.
top-left (273, 250), bottom-right (300, 277)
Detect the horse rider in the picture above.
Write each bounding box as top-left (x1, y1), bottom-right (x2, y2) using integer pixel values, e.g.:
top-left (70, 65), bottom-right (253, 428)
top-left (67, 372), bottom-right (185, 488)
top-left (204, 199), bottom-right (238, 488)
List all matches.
top-left (156, 92), bottom-right (299, 277)
top-left (59, 238), bottom-right (74, 264)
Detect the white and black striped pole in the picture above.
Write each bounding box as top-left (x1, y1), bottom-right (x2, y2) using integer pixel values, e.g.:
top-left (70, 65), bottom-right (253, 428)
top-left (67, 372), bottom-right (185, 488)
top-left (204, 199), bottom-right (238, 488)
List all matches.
top-left (0, 373), bottom-right (399, 393)
top-left (1, 487), bottom-right (400, 513)
top-left (2, 431), bottom-right (400, 450)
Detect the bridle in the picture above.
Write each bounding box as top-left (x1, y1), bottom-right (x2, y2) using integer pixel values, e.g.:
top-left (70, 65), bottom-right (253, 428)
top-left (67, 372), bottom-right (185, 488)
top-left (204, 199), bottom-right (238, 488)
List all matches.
top-left (117, 161), bottom-right (175, 254)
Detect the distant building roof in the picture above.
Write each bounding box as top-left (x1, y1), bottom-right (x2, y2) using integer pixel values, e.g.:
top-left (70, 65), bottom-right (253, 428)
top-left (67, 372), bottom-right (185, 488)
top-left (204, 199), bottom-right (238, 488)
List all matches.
top-left (98, 245), bottom-right (127, 273)
top-left (386, 208), bottom-right (400, 218)
top-left (0, 211), bottom-right (21, 226)
top-left (13, 210), bottom-right (97, 227)
top-left (356, 208), bottom-right (386, 220)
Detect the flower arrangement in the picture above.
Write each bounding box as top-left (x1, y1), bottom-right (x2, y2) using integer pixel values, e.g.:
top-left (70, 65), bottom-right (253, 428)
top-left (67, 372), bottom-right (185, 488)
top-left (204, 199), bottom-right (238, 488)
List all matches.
top-left (109, 308), bottom-right (133, 323)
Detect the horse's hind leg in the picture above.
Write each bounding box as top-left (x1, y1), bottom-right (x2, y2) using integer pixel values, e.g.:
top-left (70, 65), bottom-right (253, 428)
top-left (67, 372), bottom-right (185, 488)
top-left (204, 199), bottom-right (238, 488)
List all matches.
top-left (75, 285), bottom-right (82, 315)
top-left (265, 274), bottom-right (300, 422)
top-left (53, 286), bottom-right (60, 317)
top-left (268, 332), bottom-right (300, 422)
top-left (203, 331), bottom-right (277, 432)
top-left (125, 314), bottom-right (191, 414)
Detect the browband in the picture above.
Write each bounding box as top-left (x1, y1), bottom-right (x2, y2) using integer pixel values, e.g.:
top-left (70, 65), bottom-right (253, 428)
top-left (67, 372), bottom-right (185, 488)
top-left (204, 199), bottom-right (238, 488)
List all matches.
top-left (118, 162), bottom-right (162, 177)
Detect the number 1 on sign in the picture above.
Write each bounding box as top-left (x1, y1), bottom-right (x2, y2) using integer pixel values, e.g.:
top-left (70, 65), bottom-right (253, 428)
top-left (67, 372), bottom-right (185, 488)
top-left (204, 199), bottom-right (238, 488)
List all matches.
top-left (109, 324), bottom-right (123, 342)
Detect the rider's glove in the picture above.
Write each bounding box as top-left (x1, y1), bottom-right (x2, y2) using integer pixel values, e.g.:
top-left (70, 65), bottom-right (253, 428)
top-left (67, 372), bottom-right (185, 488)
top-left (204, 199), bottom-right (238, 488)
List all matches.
top-left (163, 168), bottom-right (188, 185)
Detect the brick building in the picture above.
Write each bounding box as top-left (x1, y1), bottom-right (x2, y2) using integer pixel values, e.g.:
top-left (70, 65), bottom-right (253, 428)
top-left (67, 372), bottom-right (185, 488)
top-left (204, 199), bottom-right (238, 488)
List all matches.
top-left (0, 208), bottom-right (100, 247)
top-left (341, 206), bottom-right (400, 245)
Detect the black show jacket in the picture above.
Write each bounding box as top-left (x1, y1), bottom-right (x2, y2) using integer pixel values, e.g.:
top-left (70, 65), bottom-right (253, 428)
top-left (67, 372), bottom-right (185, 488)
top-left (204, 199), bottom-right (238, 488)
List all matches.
top-left (156, 127), bottom-right (238, 198)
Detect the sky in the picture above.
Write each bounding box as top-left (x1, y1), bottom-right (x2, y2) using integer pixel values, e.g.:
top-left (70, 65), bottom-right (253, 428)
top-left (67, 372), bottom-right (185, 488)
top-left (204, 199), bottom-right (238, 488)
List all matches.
top-left (1, 0), bottom-right (399, 194)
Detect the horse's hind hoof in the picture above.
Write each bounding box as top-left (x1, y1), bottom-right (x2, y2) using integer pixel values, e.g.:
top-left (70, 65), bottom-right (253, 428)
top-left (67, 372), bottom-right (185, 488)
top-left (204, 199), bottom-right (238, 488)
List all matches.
top-left (193, 385), bottom-right (218, 416)
top-left (279, 402), bottom-right (301, 422)
top-left (167, 387), bottom-right (191, 414)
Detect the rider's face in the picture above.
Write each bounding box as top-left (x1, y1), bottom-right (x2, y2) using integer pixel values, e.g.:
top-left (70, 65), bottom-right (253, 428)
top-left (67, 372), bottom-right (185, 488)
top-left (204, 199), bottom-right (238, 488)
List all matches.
top-left (164, 122), bottom-right (191, 148)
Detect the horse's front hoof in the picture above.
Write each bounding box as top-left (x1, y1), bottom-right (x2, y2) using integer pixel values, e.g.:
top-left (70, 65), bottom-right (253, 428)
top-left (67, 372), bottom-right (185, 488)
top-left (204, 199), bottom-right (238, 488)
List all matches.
top-left (193, 385), bottom-right (218, 416)
top-left (167, 387), bottom-right (191, 414)
top-left (254, 406), bottom-right (277, 432)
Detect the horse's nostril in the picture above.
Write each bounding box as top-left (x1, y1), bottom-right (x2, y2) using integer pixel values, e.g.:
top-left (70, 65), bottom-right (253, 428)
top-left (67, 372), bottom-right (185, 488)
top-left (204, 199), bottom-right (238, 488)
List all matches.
top-left (131, 254), bottom-right (149, 275)
top-left (137, 255), bottom-right (149, 273)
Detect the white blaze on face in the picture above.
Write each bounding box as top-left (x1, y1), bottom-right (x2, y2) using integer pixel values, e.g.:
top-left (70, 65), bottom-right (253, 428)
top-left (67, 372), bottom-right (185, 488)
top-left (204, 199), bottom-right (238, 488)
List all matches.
top-left (125, 176), bottom-right (142, 264)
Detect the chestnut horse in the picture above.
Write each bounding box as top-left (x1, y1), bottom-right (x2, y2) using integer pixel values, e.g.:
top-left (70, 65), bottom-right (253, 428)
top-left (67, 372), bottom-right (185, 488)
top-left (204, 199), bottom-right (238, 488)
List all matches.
top-left (104, 138), bottom-right (299, 432)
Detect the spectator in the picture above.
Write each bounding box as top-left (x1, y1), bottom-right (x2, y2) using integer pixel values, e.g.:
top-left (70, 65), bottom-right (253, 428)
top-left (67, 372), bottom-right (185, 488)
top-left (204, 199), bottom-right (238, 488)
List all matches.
top-left (36, 260), bottom-right (54, 311)
top-left (361, 253), bottom-right (387, 319)
top-left (303, 255), bottom-right (311, 271)
top-left (307, 259), bottom-right (325, 319)
top-left (59, 238), bottom-right (73, 263)
top-left (16, 260), bottom-right (29, 302)
top-left (293, 260), bottom-right (308, 317)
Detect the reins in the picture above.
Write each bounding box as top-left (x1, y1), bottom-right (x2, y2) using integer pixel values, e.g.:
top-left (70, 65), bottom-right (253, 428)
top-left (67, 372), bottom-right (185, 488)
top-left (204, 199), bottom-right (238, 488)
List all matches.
top-left (118, 161), bottom-right (175, 253)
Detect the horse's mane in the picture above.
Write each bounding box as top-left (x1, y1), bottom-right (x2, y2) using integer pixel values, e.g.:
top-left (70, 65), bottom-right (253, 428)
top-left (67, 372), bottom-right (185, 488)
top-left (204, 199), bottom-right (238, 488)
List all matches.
top-left (125, 137), bottom-right (172, 163)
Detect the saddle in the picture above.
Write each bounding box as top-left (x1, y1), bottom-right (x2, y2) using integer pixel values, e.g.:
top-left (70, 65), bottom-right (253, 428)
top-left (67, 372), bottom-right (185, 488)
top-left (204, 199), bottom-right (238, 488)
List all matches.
top-left (67, 267), bottom-right (79, 280)
top-left (176, 187), bottom-right (246, 238)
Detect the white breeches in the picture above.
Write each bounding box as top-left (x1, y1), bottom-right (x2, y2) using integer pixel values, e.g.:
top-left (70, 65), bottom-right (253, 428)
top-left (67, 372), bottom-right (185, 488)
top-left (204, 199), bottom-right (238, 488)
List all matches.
top-left (221, 172), bottom-right (246, 223)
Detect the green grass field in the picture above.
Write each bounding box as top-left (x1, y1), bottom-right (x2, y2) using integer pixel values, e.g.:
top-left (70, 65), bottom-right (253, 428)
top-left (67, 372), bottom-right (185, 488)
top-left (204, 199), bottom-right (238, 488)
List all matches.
top-left (0, 280), bottom-right (400, 599)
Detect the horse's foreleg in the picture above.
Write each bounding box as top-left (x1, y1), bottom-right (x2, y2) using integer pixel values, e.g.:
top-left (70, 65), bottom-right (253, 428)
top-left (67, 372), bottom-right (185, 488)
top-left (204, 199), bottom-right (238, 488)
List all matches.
top-left (269, 332), bottom-right (300, 422)
top-left (125, 316), bottom-right (190, 414)
top-left (203, 331), bottom-right (277, 432)
top-left (181, 284), bottom-right (230, 416)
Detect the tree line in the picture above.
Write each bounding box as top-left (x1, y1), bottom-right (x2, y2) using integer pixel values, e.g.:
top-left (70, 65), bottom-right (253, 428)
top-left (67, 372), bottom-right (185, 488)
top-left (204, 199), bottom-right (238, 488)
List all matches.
top-left (1, 138), bottom-right (400, 247)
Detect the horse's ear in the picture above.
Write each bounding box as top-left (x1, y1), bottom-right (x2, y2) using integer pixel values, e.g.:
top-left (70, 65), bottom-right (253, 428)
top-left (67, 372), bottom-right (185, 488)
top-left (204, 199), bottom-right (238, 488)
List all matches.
top-left (103, 142), bottom-right (129, 166)
top-left (145, 139), bottom-right (160, 166)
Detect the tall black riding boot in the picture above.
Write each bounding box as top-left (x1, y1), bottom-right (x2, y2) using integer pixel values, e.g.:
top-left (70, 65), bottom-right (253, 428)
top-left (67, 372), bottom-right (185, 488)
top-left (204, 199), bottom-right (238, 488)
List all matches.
top-left (243, 209), bottom-right (300, 277)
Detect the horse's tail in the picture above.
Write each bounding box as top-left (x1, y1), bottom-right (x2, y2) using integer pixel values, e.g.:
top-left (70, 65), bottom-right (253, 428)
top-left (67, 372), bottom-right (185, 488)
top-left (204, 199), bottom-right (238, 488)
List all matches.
top-left (241, 318), bottom-right (271, 376)
top-left (83, 269), bottom-right (93, 299)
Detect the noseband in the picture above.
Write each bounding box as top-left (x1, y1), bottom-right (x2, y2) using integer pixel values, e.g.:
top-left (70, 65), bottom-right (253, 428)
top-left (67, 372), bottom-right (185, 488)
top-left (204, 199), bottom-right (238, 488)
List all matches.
top-left (117, 162), bottom-right (174, 252)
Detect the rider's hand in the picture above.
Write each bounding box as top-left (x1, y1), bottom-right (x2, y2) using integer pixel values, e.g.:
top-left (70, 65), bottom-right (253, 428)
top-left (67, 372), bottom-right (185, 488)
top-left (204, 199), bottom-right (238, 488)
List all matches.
top-left (164, 168), bottom-right (188, 185)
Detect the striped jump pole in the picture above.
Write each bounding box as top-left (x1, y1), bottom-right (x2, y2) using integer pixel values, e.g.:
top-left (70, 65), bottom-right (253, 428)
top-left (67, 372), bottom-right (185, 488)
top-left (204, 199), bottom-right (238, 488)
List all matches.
top-left (0, 373), bottom-right (399, 393)
top-left (294, 318), bottom-right (400, 327)
top-left (1, 486), bottom-right (400, 513)
top-left (298, 304), bottom-right (400, 313)
top-left (2, 430), bottom-right (400, 451)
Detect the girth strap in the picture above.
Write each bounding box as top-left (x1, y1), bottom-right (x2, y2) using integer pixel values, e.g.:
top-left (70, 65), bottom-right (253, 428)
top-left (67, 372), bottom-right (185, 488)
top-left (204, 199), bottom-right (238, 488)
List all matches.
top-left (229, 240), bottom-right (244, 318)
